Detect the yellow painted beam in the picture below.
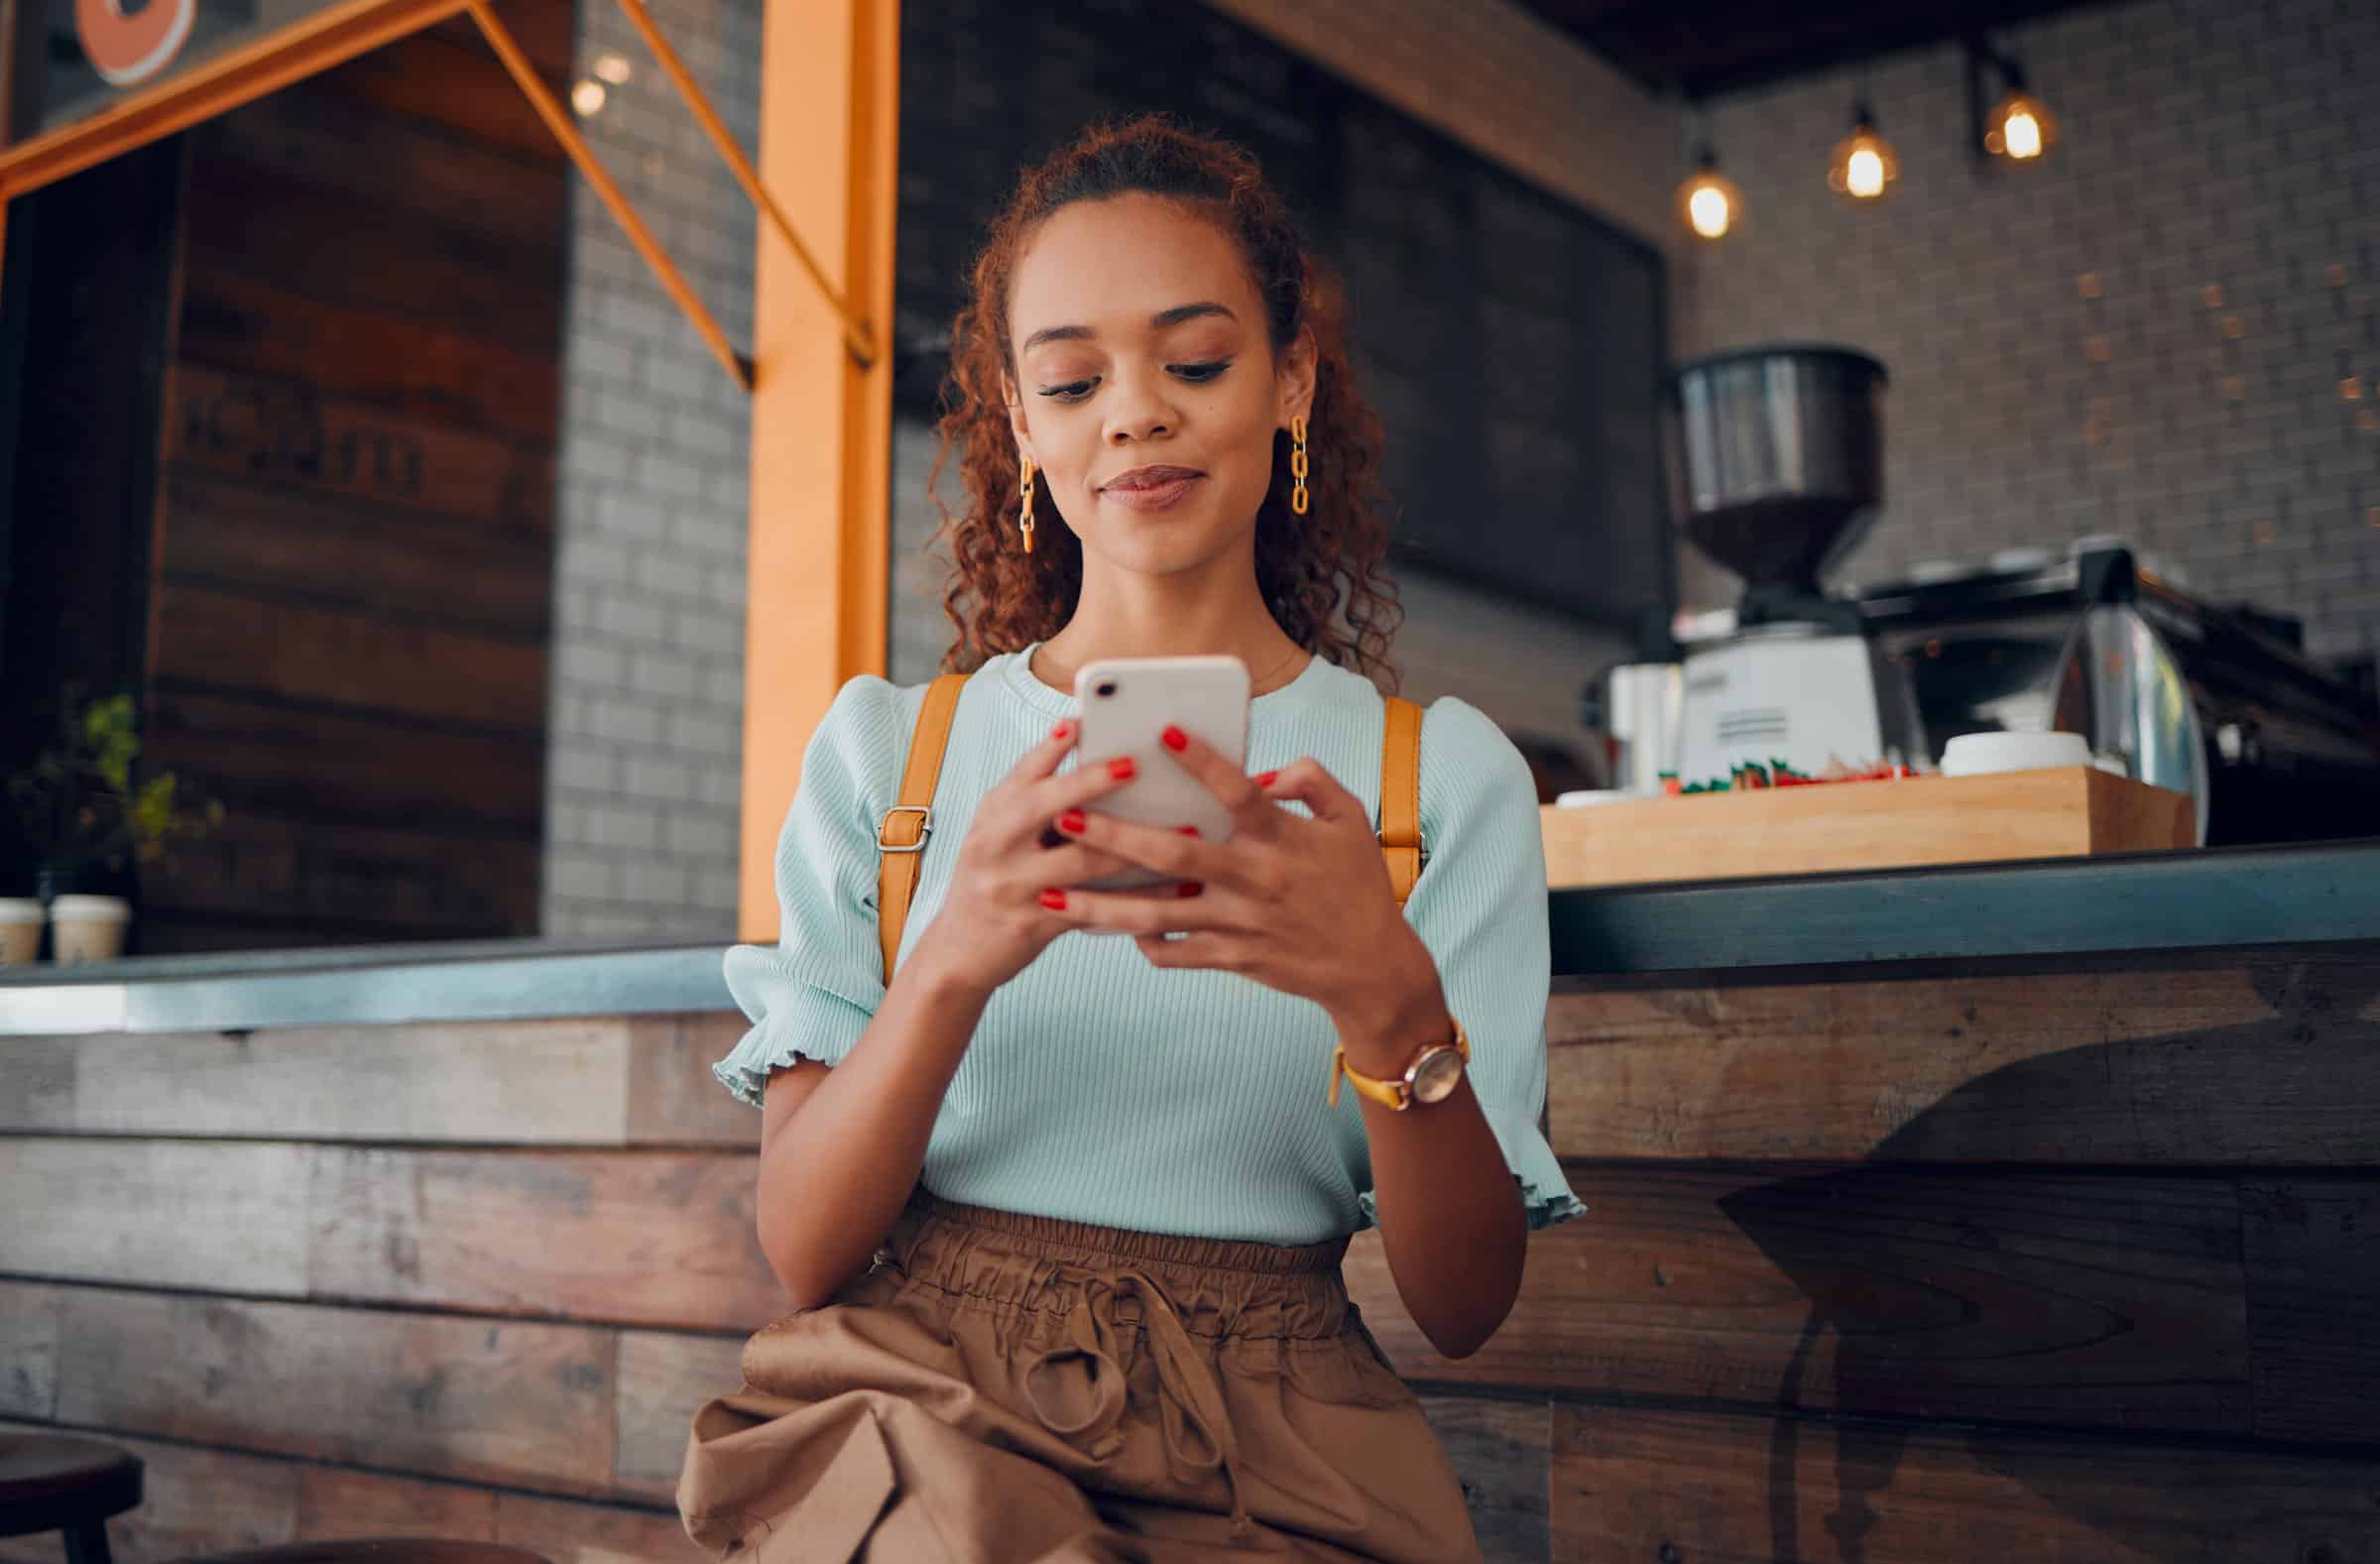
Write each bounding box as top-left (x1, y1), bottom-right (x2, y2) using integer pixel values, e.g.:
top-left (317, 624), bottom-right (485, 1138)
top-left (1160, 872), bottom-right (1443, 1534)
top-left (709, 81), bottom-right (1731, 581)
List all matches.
top-left (739, 0), bottom-right (897, 940)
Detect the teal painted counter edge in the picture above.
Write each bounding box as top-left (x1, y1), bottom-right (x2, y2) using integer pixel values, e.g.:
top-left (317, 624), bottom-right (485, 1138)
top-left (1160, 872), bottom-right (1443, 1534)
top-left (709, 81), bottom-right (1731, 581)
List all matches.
top-left (3, 843), bottom-right (2376, 1034)
top-left (1551, 839), bottom-right (2380, 976)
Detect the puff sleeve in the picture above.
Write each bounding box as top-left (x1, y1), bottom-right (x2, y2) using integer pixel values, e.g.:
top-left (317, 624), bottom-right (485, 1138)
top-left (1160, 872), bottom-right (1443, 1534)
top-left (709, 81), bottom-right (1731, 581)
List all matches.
top-left (713, 675), bottom-right (911, 1107)
top-left (1356, 696), bottom-right (1588, 1231)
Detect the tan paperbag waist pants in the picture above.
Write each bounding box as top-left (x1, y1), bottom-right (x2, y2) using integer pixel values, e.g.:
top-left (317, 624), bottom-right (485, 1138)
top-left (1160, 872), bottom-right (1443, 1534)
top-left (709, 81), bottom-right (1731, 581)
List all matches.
top-left (677, 1187), bottom-right (1484, 1562)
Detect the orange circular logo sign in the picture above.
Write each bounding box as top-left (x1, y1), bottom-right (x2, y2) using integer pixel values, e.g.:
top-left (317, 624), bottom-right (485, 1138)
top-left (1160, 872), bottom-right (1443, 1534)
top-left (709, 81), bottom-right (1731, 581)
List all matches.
top-left (76, 0), bottom-right (197, 87)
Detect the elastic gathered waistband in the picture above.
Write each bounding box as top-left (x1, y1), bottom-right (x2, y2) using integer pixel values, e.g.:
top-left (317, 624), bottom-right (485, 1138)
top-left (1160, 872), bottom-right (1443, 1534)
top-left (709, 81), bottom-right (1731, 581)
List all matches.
top-left (900, 1187), bottom-right (1351, 1276)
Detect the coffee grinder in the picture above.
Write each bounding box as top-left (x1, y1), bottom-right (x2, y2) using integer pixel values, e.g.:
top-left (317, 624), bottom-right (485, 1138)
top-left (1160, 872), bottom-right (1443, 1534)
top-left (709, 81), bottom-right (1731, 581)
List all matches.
top-left (1663, 345), bottom-right (1919, 782)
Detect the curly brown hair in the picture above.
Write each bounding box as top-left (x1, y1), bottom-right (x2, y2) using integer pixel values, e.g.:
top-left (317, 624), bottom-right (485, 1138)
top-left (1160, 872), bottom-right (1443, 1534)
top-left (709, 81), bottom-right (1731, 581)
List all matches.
top-left (925, 114), bottom-right (1402, 688)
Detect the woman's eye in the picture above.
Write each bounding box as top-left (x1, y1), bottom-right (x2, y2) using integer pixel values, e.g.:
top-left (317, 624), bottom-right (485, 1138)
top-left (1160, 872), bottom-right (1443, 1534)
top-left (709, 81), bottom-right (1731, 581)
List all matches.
top-left (1172, 360), bottom-right (1231, 383)
top-left (1038, 379), bottom-right (1098, 402)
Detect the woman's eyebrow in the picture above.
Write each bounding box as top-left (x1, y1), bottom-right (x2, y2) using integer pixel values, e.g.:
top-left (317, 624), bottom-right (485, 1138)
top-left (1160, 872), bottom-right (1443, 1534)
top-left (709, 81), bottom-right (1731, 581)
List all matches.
top-left (1018, 301), bottom-right (1237, 355)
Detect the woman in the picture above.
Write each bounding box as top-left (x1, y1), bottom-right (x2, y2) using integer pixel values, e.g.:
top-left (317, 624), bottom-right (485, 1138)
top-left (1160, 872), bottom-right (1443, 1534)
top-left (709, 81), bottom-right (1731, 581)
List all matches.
top-left (678, 115), bottom-right (1585, 1563)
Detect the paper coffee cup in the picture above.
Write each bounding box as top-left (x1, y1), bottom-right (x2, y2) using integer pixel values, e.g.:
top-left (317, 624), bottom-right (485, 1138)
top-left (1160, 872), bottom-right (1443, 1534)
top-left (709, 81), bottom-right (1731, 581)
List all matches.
top-left (48, 894), bottom-right (132, 965)
top-left (0, 899), bottom-right (42, 965)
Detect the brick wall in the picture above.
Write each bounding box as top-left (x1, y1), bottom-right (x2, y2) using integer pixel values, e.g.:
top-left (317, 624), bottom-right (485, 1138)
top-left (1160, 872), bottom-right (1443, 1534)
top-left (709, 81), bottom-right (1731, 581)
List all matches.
top-left (1677, 0), bottom-right (2380, 664)
top-left (541, 0), bottom-right (760, 938)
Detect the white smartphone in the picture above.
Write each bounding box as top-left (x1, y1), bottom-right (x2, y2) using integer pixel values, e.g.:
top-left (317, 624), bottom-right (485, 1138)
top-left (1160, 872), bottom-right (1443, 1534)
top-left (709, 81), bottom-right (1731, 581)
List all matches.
top-left (1070, 655), bottom-right (1252, 891)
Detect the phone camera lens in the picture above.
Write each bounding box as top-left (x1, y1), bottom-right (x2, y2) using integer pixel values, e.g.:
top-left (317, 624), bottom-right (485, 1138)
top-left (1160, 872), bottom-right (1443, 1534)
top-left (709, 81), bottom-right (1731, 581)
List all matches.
top-left (1094, 680), bottom-right (1118, 698)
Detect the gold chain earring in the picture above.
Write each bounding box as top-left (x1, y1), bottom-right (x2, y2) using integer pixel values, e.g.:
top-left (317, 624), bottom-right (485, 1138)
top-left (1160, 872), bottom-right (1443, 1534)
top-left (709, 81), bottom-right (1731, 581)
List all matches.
top-left (1289, 415), bottom-right (1310, 516)
top-left (1018, 453), bottom-right (1036, 553)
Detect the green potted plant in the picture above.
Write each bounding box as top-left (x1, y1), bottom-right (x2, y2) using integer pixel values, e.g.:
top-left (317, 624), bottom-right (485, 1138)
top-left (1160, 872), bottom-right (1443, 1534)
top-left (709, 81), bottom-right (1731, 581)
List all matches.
top-left (3, 683), bottom-right (225, 947)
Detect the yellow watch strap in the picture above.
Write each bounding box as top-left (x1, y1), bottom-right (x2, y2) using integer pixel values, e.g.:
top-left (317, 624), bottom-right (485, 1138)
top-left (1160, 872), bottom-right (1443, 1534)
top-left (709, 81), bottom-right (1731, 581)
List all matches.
top-left (1326, 1020), bottom-right (1470, 1110)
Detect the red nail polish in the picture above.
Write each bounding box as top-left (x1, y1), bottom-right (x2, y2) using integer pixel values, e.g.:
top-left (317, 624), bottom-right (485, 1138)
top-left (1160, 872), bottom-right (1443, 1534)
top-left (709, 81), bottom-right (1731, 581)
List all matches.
top-left (1108, 756), bottom-right (1136, 781)
top-left (1039, 888), bottom-right (1067, 910)
top-left (1254, 770), bottom-right (1279, 787)
top-left (1177, 825), bottom-right (1201, 837)
top-left (1177, 882), bottom-right (1203, 899)
top-left (1051, 721), bottom-right (1071, 742)
top-left (1059, 809), bottom-right (1087, 834)
top-left (1161, 724), bottom-right (1188, 752)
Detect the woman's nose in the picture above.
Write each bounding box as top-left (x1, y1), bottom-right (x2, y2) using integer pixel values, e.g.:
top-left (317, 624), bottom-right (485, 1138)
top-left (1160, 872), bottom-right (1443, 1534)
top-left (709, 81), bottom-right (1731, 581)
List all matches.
top-left (1102, 372), bottom-right (1176, 444)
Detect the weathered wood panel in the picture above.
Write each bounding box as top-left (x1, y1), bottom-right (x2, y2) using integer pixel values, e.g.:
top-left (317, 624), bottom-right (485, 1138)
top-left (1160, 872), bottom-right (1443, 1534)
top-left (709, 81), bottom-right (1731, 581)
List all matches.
top-left (307, 1147), bottom-right (778, 1330)
top-left (179, 156), bottom-right (562, 360)
top-left (1, 1139), bottom-right (777, 1331)
top-left (627, 1013), bottom-right (766, 1147)
top-left (1415, 1393), bottom-right (1553, 1564)
top-left (144, 688), bottom-right (546, 837)
top-left (177, 271), bottom-right (560, 446)
top-left (40, 1286), bottom-right (621, 1497)
top-left (0, 1420), bottom-right (701, 1563)
top-left (614, 1333), bottom-right (747, 1503)
top-left (0, 1286), bottom-right (61, 1420)
top-left (0, 1018), bottom-right (753, 1146)
top-left (150, 582), bottom-right (546, 733)
top-left (1548, 1402), bottom-right (2380, 1564)
top-left (1349, 1166), bottom-right (2252, 1435)
top-left (1547, 951), bottom-right (2380, 1164)
top-left (319, 14), bottom-right (573, 161)
top-left (0, 1140), bottom-right (311, 1293)
top-left (2241, 1178), bottom-right (2380, 1446)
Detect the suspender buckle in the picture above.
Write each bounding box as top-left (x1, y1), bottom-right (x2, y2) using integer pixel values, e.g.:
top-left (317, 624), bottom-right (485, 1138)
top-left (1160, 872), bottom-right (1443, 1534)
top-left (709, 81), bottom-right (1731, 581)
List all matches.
top-left (878, 805), bottom-right (933, 853)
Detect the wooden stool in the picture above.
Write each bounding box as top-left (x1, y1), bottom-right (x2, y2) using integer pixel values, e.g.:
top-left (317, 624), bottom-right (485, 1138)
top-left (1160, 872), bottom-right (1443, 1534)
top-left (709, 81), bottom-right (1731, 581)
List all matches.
top-left (0, 1433), bottom-right (144, 1564)
top-left (171, 1544), bottom-right (553, 1563)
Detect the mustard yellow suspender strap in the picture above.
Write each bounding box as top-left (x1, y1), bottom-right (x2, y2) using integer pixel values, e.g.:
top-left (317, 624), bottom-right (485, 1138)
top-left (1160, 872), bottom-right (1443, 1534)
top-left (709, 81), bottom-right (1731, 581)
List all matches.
top-left (876, 677), bottom-right (1425, 981)
top-left (876, 672), bottom-right (968, 982)
top-left (1379, 694), bottom-right (1423, 907)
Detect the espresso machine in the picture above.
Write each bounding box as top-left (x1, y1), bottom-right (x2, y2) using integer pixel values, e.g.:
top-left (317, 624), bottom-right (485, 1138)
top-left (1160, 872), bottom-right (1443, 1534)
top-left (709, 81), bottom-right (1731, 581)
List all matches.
top-left (1588, 342), bottom-right (2380, 845)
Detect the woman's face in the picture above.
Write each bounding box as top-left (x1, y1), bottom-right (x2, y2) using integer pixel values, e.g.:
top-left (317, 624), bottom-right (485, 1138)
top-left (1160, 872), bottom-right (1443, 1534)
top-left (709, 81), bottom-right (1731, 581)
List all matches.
top-left (1007, 192), bottom-right (1314, 580)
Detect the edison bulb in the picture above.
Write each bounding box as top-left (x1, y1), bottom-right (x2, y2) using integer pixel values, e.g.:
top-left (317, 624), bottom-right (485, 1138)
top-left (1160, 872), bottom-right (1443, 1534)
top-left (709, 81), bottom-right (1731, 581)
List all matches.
top-left (1689, 183), bottom-right (1731, 237)
top-left (2003, 108), bottom-right (2042, 158)
top-left (1986, 90), bottom-right (2058, 162)
top-left (1845, 148), bottom-right (1885, 198)
top-left (1828, 115), bottom-right (1899, 202)
top-left (1676, 158), bottom-right (1741, 241)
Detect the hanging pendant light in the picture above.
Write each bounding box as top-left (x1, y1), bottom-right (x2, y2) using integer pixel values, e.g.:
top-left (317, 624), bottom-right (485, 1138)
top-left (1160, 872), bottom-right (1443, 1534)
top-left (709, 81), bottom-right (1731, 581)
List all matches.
top-left (1828, 103), bottom-right (1900, 201)
top-left (1984, 75), bottom-right (2058, 162)
top-left (1676, 147), bottom-right (1741, 241)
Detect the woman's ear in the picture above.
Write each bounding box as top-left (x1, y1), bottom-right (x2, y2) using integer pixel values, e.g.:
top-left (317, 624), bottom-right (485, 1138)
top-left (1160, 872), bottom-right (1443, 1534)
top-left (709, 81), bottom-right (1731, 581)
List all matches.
top-left (1003, 376), bottom-right (1032, 455)
top-left (1277, 327), bottom-right (1320, 428)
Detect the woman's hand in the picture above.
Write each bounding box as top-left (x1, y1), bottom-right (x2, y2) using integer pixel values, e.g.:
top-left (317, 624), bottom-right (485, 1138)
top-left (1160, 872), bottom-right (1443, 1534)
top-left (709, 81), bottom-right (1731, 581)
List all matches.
top-left (1037, 724), bottom-right (1447, 1059)
top-left (908, 720), bottom-right (1146, 998)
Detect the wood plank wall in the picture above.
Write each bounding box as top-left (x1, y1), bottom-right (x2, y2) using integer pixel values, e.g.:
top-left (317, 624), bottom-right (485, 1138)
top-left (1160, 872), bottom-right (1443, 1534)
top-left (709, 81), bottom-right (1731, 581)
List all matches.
top-left (130, 0), bottom-right (572, 954)
top-left (3, 944), bottom-right (2376, 1559)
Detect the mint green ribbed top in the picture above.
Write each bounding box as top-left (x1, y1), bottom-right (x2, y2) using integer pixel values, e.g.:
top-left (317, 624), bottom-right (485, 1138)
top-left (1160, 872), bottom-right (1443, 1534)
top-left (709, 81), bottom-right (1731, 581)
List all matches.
top-left (716, 643), bottom-right (1586, 1245)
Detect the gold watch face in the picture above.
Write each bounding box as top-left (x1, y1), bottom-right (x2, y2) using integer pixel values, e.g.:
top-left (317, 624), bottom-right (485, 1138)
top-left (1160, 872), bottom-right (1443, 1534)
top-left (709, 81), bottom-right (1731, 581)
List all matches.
top-left (1410, 1045), bottom-right (1466, 1105)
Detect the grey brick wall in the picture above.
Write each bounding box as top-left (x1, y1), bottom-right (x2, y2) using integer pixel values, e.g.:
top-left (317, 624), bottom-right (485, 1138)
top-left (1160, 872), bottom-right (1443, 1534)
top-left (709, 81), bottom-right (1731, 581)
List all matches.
top-left (543, 0), bottom-right (760, 938)
top-left (1679, 0), bottom-right (2380, 665)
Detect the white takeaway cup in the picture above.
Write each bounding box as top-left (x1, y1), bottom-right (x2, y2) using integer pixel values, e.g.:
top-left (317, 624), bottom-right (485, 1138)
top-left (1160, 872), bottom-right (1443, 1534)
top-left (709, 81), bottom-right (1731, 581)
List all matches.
top-left (48, 895), bottom-right (132, 965)
top-left (0, 899), bottom-right (42, 965)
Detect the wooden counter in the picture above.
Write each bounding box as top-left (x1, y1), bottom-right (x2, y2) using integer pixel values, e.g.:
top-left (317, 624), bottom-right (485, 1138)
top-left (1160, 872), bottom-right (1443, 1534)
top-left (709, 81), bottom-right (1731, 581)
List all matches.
top-left (4, 847), bottom-right (2377, 1560)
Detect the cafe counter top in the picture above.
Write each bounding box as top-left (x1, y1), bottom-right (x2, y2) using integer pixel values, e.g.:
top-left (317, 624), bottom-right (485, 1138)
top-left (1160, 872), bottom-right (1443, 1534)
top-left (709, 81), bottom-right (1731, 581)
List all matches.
top-left (4, 839), bottom-right (2375, 1036)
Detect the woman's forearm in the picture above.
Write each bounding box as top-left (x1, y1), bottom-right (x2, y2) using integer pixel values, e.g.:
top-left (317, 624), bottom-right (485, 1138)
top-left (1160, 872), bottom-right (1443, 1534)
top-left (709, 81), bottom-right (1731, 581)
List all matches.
top-left (1337, 951), bottom-right (1527, 1360)
top-left (753, 930), bottom-right (992, 1308)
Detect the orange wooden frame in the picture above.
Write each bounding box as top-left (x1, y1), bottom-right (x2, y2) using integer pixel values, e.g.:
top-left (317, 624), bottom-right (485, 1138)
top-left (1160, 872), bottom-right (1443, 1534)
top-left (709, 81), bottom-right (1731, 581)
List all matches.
top-left (0, 0), bottom-right (468, 204)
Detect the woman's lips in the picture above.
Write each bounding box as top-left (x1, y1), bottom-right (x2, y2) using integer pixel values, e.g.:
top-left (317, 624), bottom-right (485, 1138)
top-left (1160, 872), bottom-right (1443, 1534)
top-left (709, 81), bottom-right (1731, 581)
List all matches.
top-left (1100, 473), bottom-right (1204, 512)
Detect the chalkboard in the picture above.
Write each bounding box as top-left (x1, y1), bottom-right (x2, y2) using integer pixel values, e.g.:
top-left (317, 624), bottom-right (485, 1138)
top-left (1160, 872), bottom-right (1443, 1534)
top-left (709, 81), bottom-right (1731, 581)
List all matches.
top-left (892, 0), bottom-right (1671, 631)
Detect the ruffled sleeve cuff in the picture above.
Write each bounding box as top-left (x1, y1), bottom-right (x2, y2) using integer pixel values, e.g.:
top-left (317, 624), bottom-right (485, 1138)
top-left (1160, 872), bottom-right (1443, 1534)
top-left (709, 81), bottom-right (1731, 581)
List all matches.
top-left (713, 944), bottom-right (879, 1108)
top-left (1355, 1115), bottom-right (1588, 1233)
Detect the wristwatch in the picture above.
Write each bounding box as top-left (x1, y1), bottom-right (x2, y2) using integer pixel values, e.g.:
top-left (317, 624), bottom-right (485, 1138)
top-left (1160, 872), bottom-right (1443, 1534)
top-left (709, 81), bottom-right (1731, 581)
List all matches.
top-left (1327, 1015), bottom-right (1471, 1112)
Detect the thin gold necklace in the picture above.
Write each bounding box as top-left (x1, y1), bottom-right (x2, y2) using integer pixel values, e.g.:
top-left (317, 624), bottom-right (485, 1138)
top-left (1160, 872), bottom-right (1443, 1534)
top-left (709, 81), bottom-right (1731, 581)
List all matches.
top-left (1036, 640), bottom-right (1308, 696)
